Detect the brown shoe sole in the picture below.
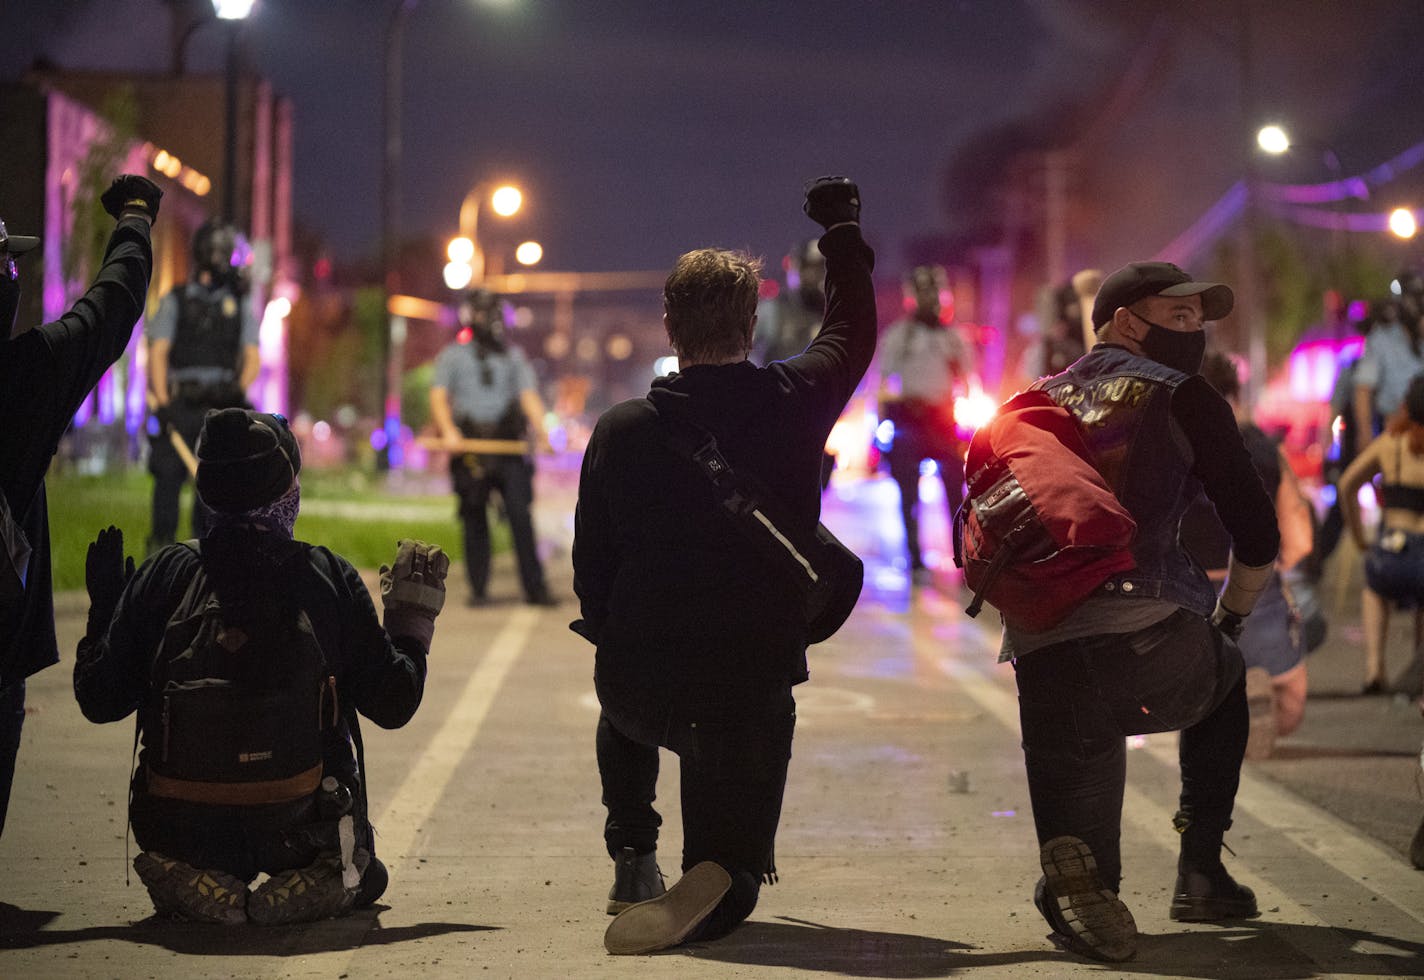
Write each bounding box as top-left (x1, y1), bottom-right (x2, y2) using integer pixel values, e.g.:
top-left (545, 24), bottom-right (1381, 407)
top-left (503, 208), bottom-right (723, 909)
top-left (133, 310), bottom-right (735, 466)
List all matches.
top-left (604, 861), bottom-right (732, 955)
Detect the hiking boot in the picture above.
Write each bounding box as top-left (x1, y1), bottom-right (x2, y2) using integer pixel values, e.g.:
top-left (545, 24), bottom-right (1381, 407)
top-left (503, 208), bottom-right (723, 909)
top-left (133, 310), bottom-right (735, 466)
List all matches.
top-left (1244, 666), bottom-right (1277, 760)
top-left (133, 851), bottom-right (248, 925)
top-left (604, 861), bottom-right (731, 955)
top-left (248, 854), bottom-right (355, 925)
top-left (606, 847), bottom-right (666, 915)
top-left (1034, 836), bottom-right (1137, 963)
top-left (1169, 862), bottom-right (1259, 921)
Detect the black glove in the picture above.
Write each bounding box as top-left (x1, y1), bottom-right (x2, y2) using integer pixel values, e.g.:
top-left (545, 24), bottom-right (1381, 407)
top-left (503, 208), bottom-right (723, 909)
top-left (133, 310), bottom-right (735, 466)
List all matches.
top-left (803, 176), bottom-right (860, 229)
top-left (100, 175), bottom-right (163, 222)
top-left (85, 525), bottom-right (134, 636)
top-left (152, 403), bottom-right (173, 431)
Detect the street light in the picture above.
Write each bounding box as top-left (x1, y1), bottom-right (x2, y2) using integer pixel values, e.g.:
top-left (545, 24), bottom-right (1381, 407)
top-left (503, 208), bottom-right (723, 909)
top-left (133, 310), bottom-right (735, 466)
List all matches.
top-left (1390, 207), bottom-right (1418, 240)
top-left (213, 0), bottom-right (255, 222)
top-left (457, 182), bottom-right (523, 285)
top-left (515, 241), bottom-right (543, 266)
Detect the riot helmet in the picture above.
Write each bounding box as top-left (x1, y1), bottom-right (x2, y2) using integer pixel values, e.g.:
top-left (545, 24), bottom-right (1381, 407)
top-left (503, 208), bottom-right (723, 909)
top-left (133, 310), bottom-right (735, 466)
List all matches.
top-left (785, 239), bottom-right (826, 310)
top-left (458, 288), bottom-right (507, 352)
top-left (191, 219), bottom-right (243, 288)
top-left (0, 217), bottom-right (40, 340)
top-left (906, 265), bottom-right (950, 325)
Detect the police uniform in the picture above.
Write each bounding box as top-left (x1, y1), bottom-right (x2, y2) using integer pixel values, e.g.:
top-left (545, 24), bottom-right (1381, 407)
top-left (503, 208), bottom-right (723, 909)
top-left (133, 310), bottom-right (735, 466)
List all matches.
top-left (146, 280), bottom-right (258, 547)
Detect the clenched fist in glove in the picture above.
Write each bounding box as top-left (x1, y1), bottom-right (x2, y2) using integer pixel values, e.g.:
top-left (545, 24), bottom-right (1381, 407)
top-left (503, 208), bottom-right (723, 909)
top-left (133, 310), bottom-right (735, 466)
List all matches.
top-left (379, 539), bottom-right (450, 650)
top-left (803, 175), bottom-right (860, 229)
top-left (85, 525), bottom-right (134, 638)
top-left (100, 174), bottom-right (163, 223)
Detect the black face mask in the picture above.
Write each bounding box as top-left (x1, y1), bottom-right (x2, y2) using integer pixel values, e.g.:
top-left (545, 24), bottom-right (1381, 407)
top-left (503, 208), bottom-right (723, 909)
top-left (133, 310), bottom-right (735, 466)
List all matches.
top-left (1131, 310), bottom-right (1205, 375)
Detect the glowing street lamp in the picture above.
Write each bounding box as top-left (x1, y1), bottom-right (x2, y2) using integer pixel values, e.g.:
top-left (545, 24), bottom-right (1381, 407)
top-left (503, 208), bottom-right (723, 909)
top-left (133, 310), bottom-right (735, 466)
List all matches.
top-left (515, 240), bottom-right (543, 266)
top-left (1389, 207), bottom-right (1418, 240)
top-left (456, 182), bottom-right (524, 285)
top-left (1256, 124), bottom-right (1290, 155)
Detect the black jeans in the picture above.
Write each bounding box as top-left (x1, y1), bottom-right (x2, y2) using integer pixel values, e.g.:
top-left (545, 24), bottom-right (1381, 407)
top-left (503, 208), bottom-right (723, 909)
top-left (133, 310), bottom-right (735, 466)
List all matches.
top-left (0, 680), bottom-right (25, 840)
top-left (597, 691), bottom-right (795, 941)
top-left (450, 454), bottom-right (546, 600)
top-left (887, 426), bottom-right (964, 571)
top-left (1013, 608), bottom-right (1247, 892)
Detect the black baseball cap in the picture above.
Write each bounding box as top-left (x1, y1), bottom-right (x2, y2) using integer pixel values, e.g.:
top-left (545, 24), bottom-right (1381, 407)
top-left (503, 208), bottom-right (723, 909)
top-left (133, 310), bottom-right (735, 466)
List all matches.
top-left (0, 218), bottom-right (40, 256)
top-left (1091, 261), bottom-right (1233, 329)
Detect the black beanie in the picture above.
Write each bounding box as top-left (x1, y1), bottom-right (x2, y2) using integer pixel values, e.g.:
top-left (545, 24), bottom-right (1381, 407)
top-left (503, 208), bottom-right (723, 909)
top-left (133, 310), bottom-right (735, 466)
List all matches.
top-left (195, 409), bottom-right (302, 512)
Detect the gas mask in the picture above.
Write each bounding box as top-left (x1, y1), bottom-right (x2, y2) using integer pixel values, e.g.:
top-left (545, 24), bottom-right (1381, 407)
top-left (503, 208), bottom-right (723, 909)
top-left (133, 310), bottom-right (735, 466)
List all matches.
top-left (191, 220), bottom-right (243, 289)
top-left (459, 289), bottom-right (507, 353)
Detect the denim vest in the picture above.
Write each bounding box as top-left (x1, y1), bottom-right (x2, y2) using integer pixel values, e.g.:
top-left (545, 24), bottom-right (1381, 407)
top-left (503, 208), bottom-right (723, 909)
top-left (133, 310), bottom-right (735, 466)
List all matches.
top-left (1032, 345), bottom-right (1216, 616)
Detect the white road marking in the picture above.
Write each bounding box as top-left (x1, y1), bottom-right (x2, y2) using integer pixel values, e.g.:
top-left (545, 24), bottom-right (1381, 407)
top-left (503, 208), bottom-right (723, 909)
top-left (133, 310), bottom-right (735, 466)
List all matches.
top-left (374, 605), bottom-right (540, 876)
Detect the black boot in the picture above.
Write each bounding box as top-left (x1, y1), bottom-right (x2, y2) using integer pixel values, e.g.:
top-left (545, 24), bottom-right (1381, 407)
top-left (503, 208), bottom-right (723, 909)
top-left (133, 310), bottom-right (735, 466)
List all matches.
top-left (1168, 811), bottom-right (1258, 922)
top-left (606, 847), bottom-right (665, 915)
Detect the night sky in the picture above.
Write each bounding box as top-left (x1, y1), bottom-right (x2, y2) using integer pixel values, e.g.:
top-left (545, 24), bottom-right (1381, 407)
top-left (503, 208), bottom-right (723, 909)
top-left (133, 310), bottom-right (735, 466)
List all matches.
top-left (5, 0), bottom-right (1424, 280)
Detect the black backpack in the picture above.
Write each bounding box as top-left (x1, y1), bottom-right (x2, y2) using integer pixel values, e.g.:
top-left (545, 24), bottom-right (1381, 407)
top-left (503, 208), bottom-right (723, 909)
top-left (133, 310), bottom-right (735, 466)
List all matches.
top-left (140, 543), bottom-right (336, 806)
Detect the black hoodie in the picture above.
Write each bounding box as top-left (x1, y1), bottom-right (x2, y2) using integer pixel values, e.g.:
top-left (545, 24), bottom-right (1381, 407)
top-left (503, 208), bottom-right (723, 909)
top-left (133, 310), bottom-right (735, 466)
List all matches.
top-left (572, 224), bottom-right (876, 717)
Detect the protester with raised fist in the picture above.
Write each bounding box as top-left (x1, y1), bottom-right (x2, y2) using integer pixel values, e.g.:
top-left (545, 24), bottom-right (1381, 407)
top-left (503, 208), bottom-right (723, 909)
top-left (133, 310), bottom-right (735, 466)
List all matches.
top-left (573, 177), bottom-right (874, 954)
top-left (0, 174), bottom-right (159, 841)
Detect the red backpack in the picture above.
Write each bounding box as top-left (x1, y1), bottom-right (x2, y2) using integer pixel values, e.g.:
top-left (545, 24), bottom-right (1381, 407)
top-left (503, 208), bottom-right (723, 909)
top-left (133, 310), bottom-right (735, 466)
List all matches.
top-left (952, 390), bottom-right (1137, 631)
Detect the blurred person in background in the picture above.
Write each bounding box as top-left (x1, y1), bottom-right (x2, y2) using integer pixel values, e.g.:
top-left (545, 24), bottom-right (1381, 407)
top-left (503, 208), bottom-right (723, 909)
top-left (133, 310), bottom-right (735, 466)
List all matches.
top-left (1018, 279), bottom-right (1087, 382)
top-left (145, 219), bottom-right (260, 553)
top-left (1353, 296), bottom-right (1421, 451)
top-left (430, 288), bottom-right (555, 607)
top-left (752, 239), bottom-right (836, 489)
top-left (752, 238), bottom-right (825, 366)
top-left (1182, 352), bottom-right (1314, 758)
top-left (1340, 373), bottom-right (1424, 695)
top-left (0, 175), bottom-right (161, 840)
top-left (877, 265), bottom-right (970, 586)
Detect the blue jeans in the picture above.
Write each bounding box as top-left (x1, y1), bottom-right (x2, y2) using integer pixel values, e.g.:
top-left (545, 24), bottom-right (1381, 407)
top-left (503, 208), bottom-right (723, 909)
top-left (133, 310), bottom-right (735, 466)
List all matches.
top-left (597, 691), bottom-right (795, 941)
top-left (1013, 608), bottom-right (1247, 891)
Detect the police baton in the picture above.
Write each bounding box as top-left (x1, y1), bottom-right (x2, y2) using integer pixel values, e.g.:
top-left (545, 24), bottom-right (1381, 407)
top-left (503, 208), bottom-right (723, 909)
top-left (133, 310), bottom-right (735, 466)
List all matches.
top-left (415, 435), bottom-right (532, 455)
top-left (145, 394), bottom-right (199, 478)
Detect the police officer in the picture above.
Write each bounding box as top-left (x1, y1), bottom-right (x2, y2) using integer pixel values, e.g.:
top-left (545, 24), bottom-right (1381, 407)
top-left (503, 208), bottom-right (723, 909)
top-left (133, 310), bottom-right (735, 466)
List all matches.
top-left (146, 220), bottom-right (260, 552)
top-left (877, 265), bottom-right (970, 585)
top-left (429, 289), bottom-right (554, 606)
top-left (752, 238), bottom-right (825, 366)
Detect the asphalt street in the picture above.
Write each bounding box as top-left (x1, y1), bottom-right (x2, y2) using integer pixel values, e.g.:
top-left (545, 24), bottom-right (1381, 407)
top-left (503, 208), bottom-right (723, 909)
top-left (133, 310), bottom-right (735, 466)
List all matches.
top-left (1, 463), bottom-right (1422, 979)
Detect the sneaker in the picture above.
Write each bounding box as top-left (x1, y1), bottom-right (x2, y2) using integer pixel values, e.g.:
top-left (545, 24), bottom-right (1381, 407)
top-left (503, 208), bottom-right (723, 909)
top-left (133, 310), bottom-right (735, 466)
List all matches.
top-left (1244, 666), bottom-right (1277, 761)
top-left (248, 854), bottom-right (355, 925)
top-left (1034, 836), bottom-right (1137, 962)
top-left (911, 567), bottom-right (933, 588)
top-left (133, 851), bottom-right (248, 926)
top-left (604, 861), bottom-right (731, 955)
top-left (526, 590), bottom-right (560, 607)
top-left (1169, 862), bottom-right (1259, 921)
top-left (607, 847), bottom-right (666, 915)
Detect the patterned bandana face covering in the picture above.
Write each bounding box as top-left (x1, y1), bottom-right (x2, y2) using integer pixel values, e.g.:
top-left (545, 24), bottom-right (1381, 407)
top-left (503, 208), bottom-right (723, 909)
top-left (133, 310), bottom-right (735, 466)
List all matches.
top-left (208, 478), bottom-right (301, 538)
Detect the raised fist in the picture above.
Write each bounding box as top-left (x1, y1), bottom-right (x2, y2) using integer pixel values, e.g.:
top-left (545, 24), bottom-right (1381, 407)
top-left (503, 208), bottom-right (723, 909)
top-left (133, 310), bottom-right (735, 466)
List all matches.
top-left (100, 175), bottom-right (163, 222)
top-left (803, 176), bottom-right (860, 229)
